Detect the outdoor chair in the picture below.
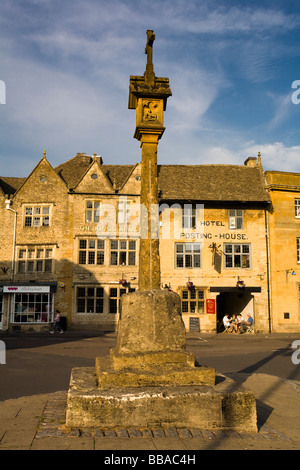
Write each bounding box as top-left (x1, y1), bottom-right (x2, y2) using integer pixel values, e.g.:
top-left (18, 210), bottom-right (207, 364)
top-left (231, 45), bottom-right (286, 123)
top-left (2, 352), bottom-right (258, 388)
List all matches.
top-left (224, 324), bottom-right (232, 333)
top-left (245, 324), bottom-right (254, 334)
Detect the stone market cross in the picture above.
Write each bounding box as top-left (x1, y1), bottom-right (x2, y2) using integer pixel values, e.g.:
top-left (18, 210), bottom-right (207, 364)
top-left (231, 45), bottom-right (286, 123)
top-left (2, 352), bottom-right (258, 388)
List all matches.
top-left (66, 31), bottom-right (257, 434)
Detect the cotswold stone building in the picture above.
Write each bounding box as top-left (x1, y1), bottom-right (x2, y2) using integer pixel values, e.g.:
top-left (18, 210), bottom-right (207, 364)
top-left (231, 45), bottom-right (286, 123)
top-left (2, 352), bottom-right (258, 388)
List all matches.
top-left (0, 150), bottom-right (276, 333)
top-left (265, 171), bottom-right (300, 332)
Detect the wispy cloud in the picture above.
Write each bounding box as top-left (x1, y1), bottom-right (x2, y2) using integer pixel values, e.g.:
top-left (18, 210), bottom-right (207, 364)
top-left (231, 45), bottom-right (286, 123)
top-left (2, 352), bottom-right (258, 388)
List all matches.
top-left (267, 93), bottom-right (294, 130)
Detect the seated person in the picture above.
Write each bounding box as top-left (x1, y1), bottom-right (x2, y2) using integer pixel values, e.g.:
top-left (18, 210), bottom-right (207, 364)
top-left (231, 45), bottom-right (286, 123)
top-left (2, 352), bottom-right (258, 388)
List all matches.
top-left (223, 314), bottom-right (232, 331)
top-left (237, 314), bottom-right (246, 332)
top-left (239, 313), bottom-right (254, 333)
top-left (231, 314), bottom-right (239, 333)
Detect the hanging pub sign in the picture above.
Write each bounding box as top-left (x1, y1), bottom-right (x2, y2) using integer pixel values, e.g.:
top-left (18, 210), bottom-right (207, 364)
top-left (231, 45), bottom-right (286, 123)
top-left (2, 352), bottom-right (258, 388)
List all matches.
top-left (206, 299), bottom-right (216, 314)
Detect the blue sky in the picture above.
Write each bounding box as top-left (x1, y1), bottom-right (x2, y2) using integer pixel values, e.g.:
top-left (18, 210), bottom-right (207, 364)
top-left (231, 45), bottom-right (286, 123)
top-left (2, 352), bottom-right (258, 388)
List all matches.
top-left (1, 0), bottom-right (300, 177)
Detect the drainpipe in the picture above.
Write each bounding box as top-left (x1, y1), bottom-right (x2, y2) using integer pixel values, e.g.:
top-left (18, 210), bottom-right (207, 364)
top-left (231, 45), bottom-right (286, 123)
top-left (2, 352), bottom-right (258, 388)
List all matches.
top-left (5, 199), bottom-right (17, 281)
top-left (265, 209), bottom-right (272, 333)
top-left (5, 199), bottom-right (17, 329)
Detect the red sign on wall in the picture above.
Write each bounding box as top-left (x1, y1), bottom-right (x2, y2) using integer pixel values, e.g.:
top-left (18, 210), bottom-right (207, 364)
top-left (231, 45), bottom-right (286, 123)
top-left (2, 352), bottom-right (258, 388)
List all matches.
top-left (206, 299), bottom-right (216, 314)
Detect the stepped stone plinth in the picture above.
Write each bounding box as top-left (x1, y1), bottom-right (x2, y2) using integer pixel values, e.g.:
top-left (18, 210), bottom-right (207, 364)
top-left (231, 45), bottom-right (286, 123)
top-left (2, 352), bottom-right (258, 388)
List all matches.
top-left (66, 290), bottom-right (257, 432)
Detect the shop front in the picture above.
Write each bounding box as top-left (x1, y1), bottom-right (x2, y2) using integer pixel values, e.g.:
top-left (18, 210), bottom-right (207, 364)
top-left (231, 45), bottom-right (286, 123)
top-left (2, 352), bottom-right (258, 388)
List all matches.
top-left (1, 282), bottom-right (57, 331)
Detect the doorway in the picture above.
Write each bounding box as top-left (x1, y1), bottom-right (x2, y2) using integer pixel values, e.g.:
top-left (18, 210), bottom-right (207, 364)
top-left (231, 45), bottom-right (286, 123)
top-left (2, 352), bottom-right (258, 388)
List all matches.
top-left (217, 291), bottom-right (254, 332)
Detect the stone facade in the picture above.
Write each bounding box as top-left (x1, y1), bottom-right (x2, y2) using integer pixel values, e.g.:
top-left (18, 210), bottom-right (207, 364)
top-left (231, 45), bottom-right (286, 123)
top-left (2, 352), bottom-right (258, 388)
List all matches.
top-left (265, 171), bottom-right (300, 332)
top-left (0, 151), bottom-right (276, 334)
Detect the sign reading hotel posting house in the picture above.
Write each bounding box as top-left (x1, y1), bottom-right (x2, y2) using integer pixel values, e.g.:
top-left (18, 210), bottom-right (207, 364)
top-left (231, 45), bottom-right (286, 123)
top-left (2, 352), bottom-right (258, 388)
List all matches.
top-left (3, 286), bottom-right (50, 293)
top-left (206, 299), bottom-right (216, 314)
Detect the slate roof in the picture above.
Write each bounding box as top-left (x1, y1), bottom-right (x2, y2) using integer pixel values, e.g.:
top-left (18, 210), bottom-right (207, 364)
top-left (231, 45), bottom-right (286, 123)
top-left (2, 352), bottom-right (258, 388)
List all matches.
top-left (0, 154), bottom-right (270, 204)
top-left (55, 154), bottom-right (94, 189)
top-left (157, 164), bottom-right (270, 203)
top-left (0, 177), bottom-right (26, 196)
top-left (101, 165), bottom-right (136, 189)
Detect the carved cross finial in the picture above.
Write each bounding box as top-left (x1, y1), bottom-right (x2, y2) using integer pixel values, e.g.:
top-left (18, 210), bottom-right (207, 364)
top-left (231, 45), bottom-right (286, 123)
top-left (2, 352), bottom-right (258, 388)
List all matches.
top-left (144, 30), bottom-right (155, 84)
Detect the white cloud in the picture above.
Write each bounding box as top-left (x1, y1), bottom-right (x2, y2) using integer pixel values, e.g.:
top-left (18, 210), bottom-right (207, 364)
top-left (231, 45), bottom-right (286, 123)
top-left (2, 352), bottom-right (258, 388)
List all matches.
top-left (163, 138), bottom-right (300, 174)
top-left (244, 142), bottom-right (300, 172)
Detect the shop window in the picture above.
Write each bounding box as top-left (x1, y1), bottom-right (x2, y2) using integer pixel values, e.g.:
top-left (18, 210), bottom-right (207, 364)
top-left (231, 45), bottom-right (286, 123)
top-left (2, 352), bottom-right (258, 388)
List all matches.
top-left (110, 240), bottom-right (136, 265)
top-left (13, 293), bottom-right (53, 323)
top-left (77, 286), bottom-right (104, 314)
top-left (175, 243), bottom-right (201, 268)
top-left (181, 289), bottom-right (205, 314)
top-left (17, 247), bottom-right (53, 273)
top-left (228, 210), bottom-right (244, 229)
top-left (224, 243), bottom-right (251, 268)
top-left (24, 205), bottom-right (50, 227)
top-left (78, 239), bottom-right (105, 265)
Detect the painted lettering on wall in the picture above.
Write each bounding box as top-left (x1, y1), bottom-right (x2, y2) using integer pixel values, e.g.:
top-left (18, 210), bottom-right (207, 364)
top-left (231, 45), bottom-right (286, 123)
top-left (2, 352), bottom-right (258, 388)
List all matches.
top-left (181, 232), bottom-right (247, 240)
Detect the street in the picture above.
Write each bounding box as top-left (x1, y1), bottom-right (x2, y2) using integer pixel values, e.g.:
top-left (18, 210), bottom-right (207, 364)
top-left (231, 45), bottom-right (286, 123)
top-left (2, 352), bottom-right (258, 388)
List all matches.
top-left (1, 331), bottom-right (300, 401)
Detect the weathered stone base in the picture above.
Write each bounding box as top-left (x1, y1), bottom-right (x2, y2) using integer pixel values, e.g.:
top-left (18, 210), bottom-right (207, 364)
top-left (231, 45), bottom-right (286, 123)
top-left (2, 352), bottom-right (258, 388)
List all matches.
top-left (66, 367), bottom-right (257, 432)
top-left (95, 354), bottom-right (215, 388)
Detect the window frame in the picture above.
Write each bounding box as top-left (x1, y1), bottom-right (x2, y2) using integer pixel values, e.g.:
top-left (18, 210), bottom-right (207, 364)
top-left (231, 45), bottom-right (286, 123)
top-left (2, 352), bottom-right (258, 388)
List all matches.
top-left (78, 238), bottom-right (105, 266)
top-left (182, 205), bottom-right (196, 230)
top-left (175, 243), bottom-right (202, 269)
top-left (224, 243), bottom-right (251, 269)
top-left (17, 246), bottom-right (54, 273)
top-left (228, 209), bottom-right (244, 230)
top-left (181, 288), bottom-right (205, 314)
top-left (76, 286), bottom-right (104, 314)
top-left (117, 197), bottom-right (132, 225)
top-left (24, 205), bottom-right (51, 227)
top-left (110, 239), bottom-right (136, 266)
top-left (295, 199), bottom-right (300, 218)
top-left (109, 286), bottom-right (136, 314)
top-left (85, 200), bottom-right (101, 223)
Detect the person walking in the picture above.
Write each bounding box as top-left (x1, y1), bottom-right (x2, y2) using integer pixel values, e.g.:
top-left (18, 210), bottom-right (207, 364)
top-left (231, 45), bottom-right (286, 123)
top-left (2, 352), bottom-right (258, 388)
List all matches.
top-left (50, 310), bottom-right (64, 334)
